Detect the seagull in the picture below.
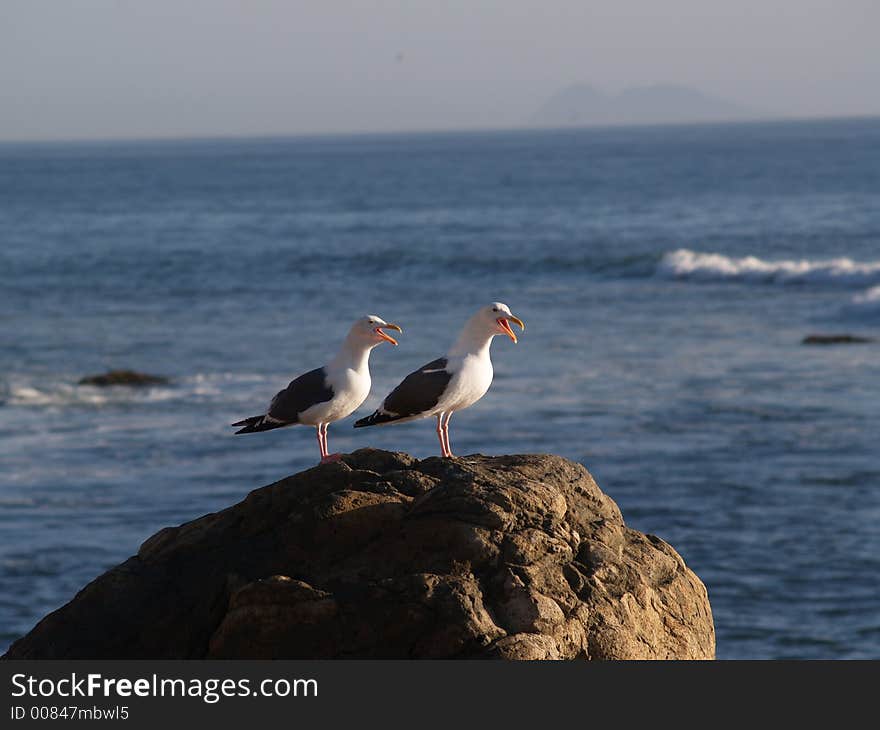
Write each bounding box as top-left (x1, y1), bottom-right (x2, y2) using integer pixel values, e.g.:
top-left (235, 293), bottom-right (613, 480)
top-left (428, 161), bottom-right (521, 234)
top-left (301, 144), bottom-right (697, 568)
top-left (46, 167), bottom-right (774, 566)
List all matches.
top-left (232, 315), bottom-right (403, 463)
top-left (354, 302), bottom-right (524, 457)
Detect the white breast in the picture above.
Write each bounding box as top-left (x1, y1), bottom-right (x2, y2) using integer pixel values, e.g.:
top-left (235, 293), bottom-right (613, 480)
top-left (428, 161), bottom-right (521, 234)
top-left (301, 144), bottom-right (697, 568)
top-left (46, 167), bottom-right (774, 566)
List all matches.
top-left (436, 353), bottom-right (493, 414)
top-left (298, 367), bottom-right (371, 425)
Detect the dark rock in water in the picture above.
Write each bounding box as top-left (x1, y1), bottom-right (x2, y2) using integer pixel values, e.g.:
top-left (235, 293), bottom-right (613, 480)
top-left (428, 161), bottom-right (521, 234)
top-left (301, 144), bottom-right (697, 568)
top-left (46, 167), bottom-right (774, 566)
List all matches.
top-left (78, 370), bottom-right (170, 386)
top-left (802, 334), bottom-right (873, 346)
top-left (2, 450), bottom-right (715, 660)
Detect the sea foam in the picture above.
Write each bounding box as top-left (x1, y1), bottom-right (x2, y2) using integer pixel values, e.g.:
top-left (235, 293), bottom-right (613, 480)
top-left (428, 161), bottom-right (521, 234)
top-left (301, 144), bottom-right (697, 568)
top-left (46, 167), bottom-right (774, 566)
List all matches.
top-left (847, 285), bottom-right (880, 316)
top-left (658, 249), bottom-right (880, 287)
top-left (3, 373), bottom-right (273, 409)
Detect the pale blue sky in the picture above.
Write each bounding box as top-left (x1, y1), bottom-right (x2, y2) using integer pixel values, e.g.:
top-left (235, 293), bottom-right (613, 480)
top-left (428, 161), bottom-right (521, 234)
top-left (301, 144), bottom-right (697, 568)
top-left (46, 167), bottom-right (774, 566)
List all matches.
top-left (2, 0), bottom-right (878, 140)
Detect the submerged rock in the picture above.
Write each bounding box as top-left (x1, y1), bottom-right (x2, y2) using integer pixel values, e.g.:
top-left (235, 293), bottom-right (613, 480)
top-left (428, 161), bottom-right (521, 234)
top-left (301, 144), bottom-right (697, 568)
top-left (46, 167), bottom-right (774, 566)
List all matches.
top-left (802, 334), bottom-right (873, 346)
top-left (3, 450), bottom-right (715, 660)
top-left (78, 370), bottom-right (170, 386)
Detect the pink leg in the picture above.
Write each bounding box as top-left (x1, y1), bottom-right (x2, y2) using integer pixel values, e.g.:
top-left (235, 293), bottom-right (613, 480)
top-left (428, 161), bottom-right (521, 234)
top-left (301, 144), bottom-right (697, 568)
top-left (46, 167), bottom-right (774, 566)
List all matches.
top-left (435, 414), bottom-right (449, 457)
top-left (442, 411), bottom-right (454, 457)
top-left (320, 423), bottom-right (341, 464)
top-left (316, 425), bottom-right (327, 461)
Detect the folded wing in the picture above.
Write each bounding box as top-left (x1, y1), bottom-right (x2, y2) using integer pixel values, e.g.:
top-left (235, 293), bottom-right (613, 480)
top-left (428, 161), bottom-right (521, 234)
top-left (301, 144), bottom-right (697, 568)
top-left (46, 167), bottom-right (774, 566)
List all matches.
top-left (354, 358), bottom-right (451, 427)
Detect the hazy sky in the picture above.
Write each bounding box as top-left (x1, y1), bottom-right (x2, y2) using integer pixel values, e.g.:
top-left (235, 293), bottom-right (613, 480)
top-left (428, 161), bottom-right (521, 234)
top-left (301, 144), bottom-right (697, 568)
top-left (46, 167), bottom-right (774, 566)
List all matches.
top-left (2, 0), bottom-right (879, 140)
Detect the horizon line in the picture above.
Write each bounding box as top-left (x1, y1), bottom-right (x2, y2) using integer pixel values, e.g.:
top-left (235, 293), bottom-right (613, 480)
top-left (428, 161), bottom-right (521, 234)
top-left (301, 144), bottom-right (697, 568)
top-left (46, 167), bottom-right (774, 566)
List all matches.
top-left (1, 112), bottom-right (878, 147)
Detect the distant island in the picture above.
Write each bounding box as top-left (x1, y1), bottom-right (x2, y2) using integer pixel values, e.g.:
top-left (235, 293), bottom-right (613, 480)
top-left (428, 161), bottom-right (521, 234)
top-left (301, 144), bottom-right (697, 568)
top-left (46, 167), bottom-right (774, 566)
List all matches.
top-left (531, 83), bottom-right (756, 127)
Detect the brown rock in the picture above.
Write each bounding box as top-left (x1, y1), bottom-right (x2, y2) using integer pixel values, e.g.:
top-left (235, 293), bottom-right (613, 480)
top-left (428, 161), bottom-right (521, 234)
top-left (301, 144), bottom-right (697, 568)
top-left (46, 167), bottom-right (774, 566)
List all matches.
top-left (2, 450), bottom-right (714, 660)
top-left (801, 334), bottom-right (873, 346)
top-left (78, 370), bottom-right (170, 386)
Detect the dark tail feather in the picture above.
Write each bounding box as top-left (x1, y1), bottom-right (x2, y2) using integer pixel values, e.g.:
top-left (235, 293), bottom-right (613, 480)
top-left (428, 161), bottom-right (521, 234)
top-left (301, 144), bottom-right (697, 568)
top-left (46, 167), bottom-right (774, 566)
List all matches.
top-left (354, 411), bottom-right (398, 428)
top-left (232, 414), bottom-right (285, 434)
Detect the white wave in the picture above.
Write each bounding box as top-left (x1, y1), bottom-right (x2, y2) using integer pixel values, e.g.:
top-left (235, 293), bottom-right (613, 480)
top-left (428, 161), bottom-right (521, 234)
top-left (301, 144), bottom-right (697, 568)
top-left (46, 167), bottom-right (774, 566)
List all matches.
top-left (845, 285), bottom-right (880, 317)
top-left (853, 285), bottom-right (880, 305)
top-left (3, 372), bottom-right (275, 409)
top-left (658, 249), bottom-right (880, 287)
top-left (8, 383), bottom-right (111, 407)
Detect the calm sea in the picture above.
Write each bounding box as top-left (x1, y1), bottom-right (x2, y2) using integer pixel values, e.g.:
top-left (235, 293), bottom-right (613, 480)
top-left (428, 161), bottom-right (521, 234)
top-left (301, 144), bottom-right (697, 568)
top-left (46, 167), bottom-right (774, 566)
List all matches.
top-left (1, 119), bottom-right (879, 658)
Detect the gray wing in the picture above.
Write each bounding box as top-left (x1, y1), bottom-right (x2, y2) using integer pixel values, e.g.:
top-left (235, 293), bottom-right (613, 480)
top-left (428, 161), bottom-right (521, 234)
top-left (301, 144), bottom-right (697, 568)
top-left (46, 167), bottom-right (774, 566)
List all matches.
top-left (384, 357), bottom-right (451, 417)
top-left (354, 358), bottom-right (451, 427)
top-left (268, 367), bottom-right (334, 423)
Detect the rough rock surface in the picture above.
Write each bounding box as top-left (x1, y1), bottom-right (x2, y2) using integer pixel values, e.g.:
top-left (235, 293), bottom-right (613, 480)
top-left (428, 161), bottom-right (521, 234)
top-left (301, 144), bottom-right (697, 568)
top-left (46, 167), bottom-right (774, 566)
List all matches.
top-left (78, 370), bottom-right (170, 386)
top-left (3, 450), bottom-right (714, 660)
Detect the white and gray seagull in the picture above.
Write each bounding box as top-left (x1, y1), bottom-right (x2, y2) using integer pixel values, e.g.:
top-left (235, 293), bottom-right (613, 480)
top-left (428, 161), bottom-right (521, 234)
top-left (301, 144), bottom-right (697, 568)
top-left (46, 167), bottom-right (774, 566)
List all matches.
top-left (232, 315), bottom-right (403, 463)
top-left (354, 302), bottom-right (524, 457)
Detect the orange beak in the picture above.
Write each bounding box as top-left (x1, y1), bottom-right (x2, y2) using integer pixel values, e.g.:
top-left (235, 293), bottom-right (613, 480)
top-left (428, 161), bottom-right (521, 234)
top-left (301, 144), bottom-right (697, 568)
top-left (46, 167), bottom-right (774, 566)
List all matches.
top-left (496, 315), bottom-right (525, 343)
top-left (375, 323), bottom-right (402, 346)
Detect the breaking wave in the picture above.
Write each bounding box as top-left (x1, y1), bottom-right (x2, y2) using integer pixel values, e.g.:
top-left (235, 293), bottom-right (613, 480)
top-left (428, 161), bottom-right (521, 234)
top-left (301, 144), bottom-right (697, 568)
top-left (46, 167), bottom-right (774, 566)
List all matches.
top-left (658, 249), bottom-right (880, 288)
top-left (0, 373), bottom-right (272, 409)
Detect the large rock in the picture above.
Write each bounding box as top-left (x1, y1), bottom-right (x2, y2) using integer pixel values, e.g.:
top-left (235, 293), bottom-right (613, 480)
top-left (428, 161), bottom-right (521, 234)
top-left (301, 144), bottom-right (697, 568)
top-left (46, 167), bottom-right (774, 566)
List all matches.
top-left (3, 451), bottom-right (714, 660)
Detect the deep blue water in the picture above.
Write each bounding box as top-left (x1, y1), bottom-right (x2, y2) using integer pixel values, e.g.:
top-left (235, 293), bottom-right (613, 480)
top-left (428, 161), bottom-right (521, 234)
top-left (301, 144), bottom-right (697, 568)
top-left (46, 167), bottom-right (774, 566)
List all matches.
top-left (1, 119), bottom-right (879, 658)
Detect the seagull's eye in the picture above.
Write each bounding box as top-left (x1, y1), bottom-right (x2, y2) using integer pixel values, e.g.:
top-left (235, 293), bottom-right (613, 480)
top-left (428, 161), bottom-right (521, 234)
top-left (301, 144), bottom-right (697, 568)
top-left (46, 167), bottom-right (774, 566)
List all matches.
top-left (492, 307), bottom-right (499, 312)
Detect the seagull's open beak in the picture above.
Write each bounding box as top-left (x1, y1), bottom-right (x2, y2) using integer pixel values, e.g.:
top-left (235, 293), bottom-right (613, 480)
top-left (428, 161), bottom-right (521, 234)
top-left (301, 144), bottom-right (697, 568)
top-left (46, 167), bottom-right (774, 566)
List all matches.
top-left (497, 315), bottom-right (525, 343)
top-left (375, 323), bottom-right (402, 346)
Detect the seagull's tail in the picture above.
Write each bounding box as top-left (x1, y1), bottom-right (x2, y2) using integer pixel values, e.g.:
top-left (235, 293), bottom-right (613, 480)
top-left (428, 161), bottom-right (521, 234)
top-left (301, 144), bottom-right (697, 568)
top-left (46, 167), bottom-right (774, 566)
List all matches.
top-left (353, 410), bottom-right (398, 428)
top-left (231, 414), bottom-right (285, 434)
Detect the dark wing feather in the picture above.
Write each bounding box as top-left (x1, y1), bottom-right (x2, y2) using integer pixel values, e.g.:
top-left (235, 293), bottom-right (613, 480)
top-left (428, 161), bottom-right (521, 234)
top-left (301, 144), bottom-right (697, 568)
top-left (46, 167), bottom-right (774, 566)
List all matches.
top-left (268, 367), bottom-right (334, 423)
top-left (354, 358), bottom-right (450, 427)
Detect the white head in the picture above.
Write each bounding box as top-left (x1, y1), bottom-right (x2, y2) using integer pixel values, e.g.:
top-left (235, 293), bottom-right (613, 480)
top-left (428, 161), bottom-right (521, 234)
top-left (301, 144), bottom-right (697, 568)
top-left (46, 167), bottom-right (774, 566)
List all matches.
top-left (348, 315), bottom-right (403, 347)
top-left (469, 302), bottom-right (525, 343)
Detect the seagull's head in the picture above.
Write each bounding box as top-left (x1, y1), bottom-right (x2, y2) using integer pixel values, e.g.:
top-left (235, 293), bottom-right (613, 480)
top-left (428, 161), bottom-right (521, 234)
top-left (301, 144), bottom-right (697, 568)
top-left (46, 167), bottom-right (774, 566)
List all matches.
top-left (351, 315), bottom-right (403, 347)
top-left (478, 302), bottom-right (525, 343)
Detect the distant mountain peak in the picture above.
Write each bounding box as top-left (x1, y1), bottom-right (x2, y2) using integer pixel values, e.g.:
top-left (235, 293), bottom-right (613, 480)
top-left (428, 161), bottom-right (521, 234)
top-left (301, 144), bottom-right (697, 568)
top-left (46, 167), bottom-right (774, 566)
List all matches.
top-left (532, 83), bottom-right (754, 127)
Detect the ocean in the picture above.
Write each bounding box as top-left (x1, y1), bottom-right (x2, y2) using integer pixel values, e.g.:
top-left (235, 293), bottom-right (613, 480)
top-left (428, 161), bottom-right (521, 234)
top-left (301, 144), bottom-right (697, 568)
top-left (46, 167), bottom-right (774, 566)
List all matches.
top-left (1, 118), bottom-right (878, 658)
